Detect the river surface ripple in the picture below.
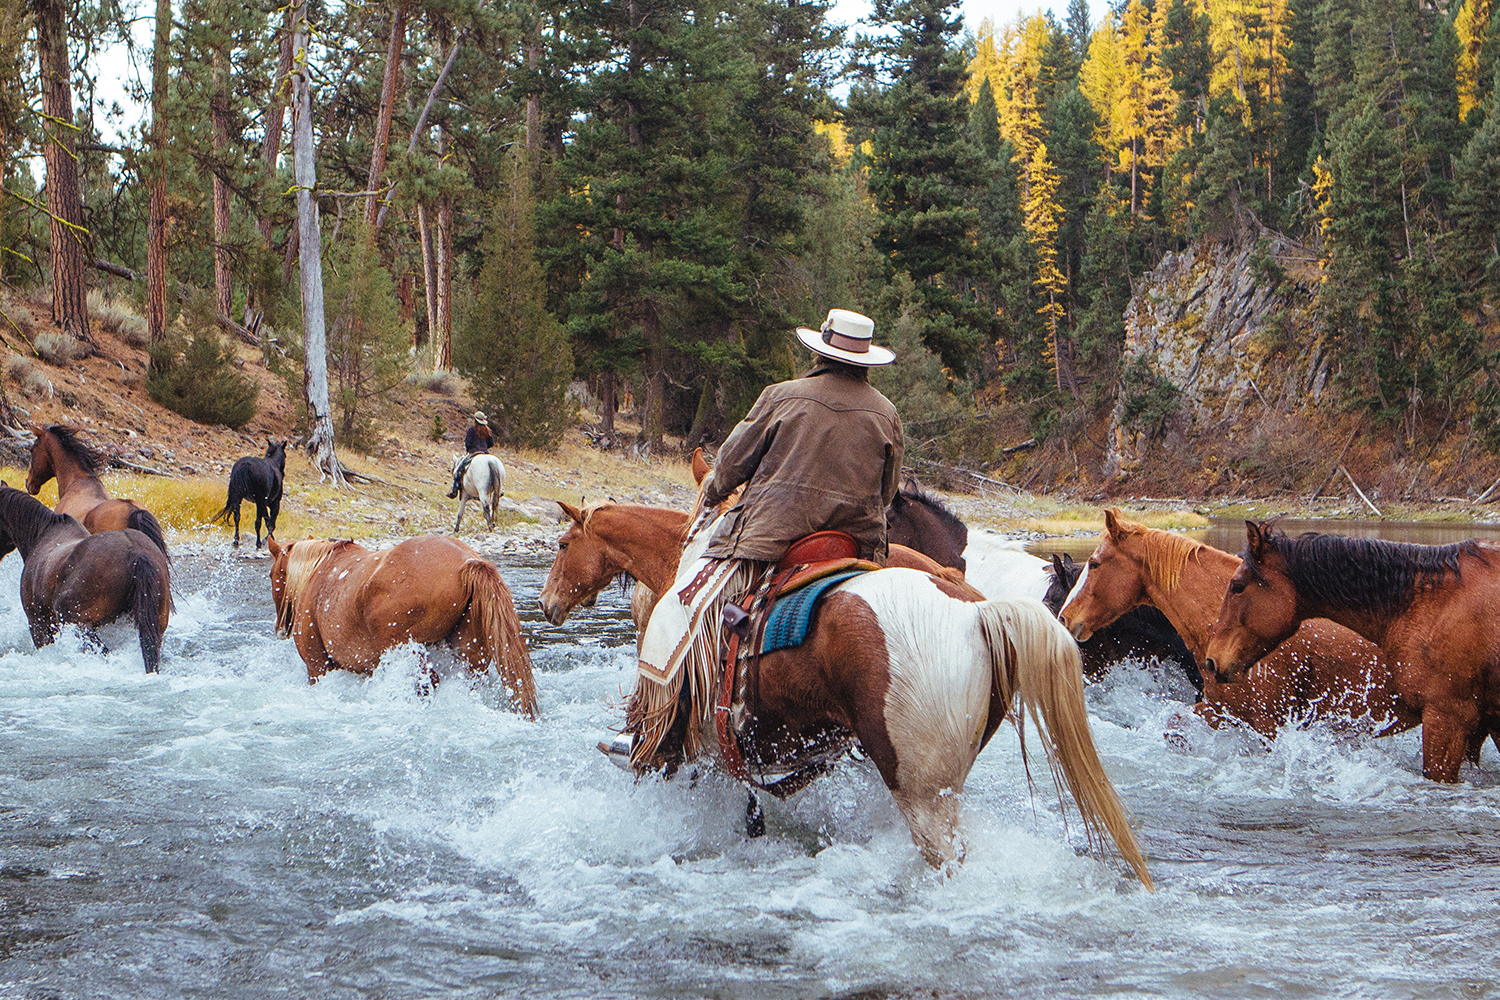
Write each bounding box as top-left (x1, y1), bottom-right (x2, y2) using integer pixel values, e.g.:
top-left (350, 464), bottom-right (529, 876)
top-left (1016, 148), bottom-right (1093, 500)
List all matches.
top-left (0, 548), bottom-right (1497, 999)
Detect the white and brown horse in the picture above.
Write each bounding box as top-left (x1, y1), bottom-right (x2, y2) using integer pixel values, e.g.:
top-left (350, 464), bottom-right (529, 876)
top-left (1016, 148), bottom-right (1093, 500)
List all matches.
top-left (540, 500), bottom-right (1150, 883)
top-left (267, 535), bottom-right (537, 716)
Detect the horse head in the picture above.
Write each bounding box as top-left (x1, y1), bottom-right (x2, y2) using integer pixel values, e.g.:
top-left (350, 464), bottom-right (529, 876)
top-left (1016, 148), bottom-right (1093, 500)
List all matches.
top-left (1058, 509), bottom-right (1159, 642)
top-left (267, 536), bottom-right (291, 634)
top-left (24, 424), bottom-right (55, 496)
top-left (1204, 521), bottom-right (1302, 684)
top-left (266, 536), bottom-right (343, 638)
top-left (886, 484), bottom-right (967, 572)
top-left (266, 439), bottom-right (288, 472)
top-left (1043, 553), bottom-right (1079, 615)
top-left (539, 502), bottom-right (620, 625)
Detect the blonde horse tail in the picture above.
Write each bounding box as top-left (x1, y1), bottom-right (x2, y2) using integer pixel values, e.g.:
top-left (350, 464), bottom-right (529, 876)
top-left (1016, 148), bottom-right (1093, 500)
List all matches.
top-left (460, 559), bottom-right (538, 719)
top-left (978, 599), bottom-right (1153, 890)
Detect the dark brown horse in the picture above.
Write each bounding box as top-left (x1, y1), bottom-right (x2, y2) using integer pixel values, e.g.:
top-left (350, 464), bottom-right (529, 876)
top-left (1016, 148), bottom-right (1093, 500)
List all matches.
top-left (25, 425), bottom-right (168, 556)
top-left (886, 484), bottom-right (967, 572)
top-left (1205, 522), bottom-right (1498, 781)
top-left (267, 535), bottom-right (538, 717)
top-left (0, 484), bottom-right (171, 672)
top-left (1060, 510), bottom-right (1405, 740)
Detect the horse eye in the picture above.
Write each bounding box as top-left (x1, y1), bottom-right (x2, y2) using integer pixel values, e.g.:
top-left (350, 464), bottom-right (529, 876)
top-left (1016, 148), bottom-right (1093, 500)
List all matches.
top-left (1087, 560), bottom-right (1099, 570)
top-left (1230, 581), bottom-right (1246, 595)
top-left (558, 541), bottom-right (568, 551)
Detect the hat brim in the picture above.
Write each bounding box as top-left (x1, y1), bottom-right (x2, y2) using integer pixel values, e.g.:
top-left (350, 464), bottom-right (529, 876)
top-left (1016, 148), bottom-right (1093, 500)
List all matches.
top-left (796, 327), bottom-right (895, 366)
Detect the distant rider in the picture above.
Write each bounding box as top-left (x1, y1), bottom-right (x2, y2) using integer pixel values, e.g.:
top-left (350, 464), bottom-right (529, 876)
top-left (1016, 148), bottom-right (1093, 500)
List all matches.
top-left (449, 411), bottom-right (494, 498)
top-left (629, 309), bottom-right (903, 764)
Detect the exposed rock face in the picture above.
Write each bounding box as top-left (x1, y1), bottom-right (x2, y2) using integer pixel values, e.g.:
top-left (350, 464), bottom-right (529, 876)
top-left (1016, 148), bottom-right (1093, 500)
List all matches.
top-left (1107, 235), bottom-right (1321, 478)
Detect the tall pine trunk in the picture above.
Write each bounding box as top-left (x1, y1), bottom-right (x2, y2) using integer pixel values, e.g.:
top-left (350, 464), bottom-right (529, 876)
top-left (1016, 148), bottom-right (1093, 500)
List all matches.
top-left (146, 0), bottom-right (171, 362)
top-left (35, 0), bottom-right (91, 345)
top-left (290, 0), bottom-right (344, 487)
top-left (432, 20), bottom-right (453, 371)
top-left (212, 26), bottom-right (233, 319)
top-left (364, 2), bottom-right (406, 228)
top-left (259, 14), bottom-right (293, 246)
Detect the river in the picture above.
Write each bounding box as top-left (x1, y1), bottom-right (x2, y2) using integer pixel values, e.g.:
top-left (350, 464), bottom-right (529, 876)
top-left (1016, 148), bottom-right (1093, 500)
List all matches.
top-left (1, 535), bottom-right (1497, 999)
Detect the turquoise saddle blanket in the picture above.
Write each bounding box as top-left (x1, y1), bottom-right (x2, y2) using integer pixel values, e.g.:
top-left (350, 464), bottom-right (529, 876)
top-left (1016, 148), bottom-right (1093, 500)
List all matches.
top-left (760, 570), bottom-right (870, 655)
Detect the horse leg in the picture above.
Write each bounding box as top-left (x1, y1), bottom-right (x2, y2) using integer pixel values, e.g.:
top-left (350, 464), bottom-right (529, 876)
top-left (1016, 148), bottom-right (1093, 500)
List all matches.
top-left (454, 497), bottom-right (467, 534)
top-left (1421, 702), bottom-right (1480, 782)
top-left (254, 502), bottom-right (267, 550)
top-left (745, 791), bottom-right (766, 838)
top-left (232, 504), bottom-right (242, 547)
top-left (26, 608), bottom-right (60, 650)
top-left (267, 496), bottom-right (280, 541)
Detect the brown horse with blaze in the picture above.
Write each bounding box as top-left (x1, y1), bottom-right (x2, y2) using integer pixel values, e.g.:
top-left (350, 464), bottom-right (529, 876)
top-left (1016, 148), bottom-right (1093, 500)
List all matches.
top-left (26, 424), bottom-right (169, 556)
top-left (1205, 521), bottom-right (1500, 782)
top-left (266, 535), bottom-right (537, 717)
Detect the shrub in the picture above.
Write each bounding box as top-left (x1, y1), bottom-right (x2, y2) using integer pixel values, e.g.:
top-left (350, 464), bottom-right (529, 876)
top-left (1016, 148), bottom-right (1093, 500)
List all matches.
top-left (147, 330), bottom-right (258, 429)
top-left (1118, 354), bottom-right (1183, 441)
top-left (407, 368), bottom-right (458, 395)
top-left (34, 331), bottom-right (86, 364)
top-left (4, 352), bottom-right (51, 399)
top-left (0, 303), bottom-right (34, 343)
top-left (88, 290), bottom-right (150, 346)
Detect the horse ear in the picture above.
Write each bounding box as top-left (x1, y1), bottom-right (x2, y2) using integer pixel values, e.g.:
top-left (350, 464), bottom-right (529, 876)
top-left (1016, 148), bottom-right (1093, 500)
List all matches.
top-left (1103, 508), bottom-right (1123, 538)
top-left (1244, 520), bottom-right (1267, 558)
top-left (557, 501), bottom-right (585, 525)
top-left (1050, 553), bottom-right (1066, 577)
top-left (267, 536), bottom-right (283, 558)
top-left (691, 447), bottom-right (710, 485)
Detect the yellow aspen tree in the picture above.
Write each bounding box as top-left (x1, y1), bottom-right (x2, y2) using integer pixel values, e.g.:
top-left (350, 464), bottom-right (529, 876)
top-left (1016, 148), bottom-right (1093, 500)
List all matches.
top-left (1024, 144), bottom-right (1073, 395)
top-left (1080, 18), bottom-right (1129, 182)
top-left (1456, 0), bottom-right (1494, 119)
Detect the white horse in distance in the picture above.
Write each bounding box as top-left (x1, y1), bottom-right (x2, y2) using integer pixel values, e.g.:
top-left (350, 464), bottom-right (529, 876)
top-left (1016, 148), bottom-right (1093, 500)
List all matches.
top-left (450, 453), bottom-right (506, 532)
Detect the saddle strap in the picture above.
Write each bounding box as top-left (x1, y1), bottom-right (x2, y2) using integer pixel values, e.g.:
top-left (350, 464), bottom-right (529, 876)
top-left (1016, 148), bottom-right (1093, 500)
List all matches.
top-left (716, 628), bottom-right (753, 784)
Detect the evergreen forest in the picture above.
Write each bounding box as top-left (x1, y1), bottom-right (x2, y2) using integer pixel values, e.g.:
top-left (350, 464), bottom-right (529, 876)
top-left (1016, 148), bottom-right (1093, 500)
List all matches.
top-left (2, 0), bottom-right (1499, 486)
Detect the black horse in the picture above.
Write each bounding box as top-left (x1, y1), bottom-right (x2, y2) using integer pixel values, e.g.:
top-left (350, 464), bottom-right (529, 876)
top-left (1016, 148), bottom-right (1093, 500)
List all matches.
top-left (216, 440), bottom-right (286, 549)
top-left (1044, 552), bottom-right (1202, 695)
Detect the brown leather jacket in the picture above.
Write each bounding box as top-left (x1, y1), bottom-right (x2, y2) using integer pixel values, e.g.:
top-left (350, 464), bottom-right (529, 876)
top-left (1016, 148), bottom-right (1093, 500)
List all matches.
top-left (701, 364), bottom-right (904, 562)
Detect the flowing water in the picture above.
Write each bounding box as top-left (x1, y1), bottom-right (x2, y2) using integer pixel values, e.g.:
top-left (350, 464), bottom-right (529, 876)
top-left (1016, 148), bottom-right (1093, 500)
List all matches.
top-left (1, 537), bottom-right (1498, 999)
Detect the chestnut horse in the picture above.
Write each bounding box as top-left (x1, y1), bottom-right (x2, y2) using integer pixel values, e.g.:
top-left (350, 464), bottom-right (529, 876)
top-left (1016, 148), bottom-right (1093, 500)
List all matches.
top-left (26, 425), bottom-right (168, 556)
top-left (1205, 522), bottom-right (1500, 782)
top-left (541, 503), bottom-right (1149, 883)
top-left (0, 485), bottom-right (171, 672)
top-left (1059, 510), bottom-right (1405, 739)
top-left (266, 535), bottom-right (537, 717)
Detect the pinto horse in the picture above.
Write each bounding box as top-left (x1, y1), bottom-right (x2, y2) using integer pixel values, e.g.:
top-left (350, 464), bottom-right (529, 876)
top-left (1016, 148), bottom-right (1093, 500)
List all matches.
top-left (26, 425), bottom-right (168, 556)
top-left (216, 440), bottom-right (286, 549)
top-left (1060, 510), bottom-right (1405, 739)
top-left (0, 484), bottom-right (171, 672)
top-left (1204, 523), bottom-right (1498, 782)
top-left (606, 505), bottom-right (1150, 882)
top-left (266, 535), bottom-right (537, 716)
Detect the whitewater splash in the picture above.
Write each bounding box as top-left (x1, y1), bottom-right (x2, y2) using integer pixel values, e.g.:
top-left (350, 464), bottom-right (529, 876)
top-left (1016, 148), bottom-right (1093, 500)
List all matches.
top-left (0, 548), bottom-right (1497, 998)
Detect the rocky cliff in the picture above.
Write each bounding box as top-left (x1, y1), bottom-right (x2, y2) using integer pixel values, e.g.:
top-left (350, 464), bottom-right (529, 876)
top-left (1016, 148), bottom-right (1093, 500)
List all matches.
top-left (1107, 234), bottom-right (1323, 480)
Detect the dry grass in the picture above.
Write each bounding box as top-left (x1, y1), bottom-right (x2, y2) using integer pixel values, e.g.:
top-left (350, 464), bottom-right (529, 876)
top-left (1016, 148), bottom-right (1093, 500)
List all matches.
top-left (34, 331), bottom-right (86, 365)
top-left (88, 290), bottom-right (150, 347)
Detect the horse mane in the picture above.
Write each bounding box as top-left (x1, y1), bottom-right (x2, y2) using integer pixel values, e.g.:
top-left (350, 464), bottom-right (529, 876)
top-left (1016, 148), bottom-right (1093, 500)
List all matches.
top-left (1252, 528), bottom-right (1488, 616)
top-left (0, 485), bottom-right (70, 554)
top-left (44, 425), bottom-right (103, 477)
top-left (278, 539), bottom-right (351, 634)
top-left (1109, 514), bottom-right (1207, 594)
top-left (894, 483), bottom-right (965, 537)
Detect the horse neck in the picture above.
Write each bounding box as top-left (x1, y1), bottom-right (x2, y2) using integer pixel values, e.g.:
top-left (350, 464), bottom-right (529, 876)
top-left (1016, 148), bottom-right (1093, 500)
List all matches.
top-left (1132, 537), bottom-right (1240, 660)
top-left (46, 439), bottom-right (106, 502)
top-left (590, 507), bottom-right (688, 594)
top-left (0, 497), bottom-right (65, 560)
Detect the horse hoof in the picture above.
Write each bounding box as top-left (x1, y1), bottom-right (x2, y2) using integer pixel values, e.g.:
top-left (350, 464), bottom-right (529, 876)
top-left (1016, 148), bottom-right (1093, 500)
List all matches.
top-left (745, 792), bottom-right (766, 838)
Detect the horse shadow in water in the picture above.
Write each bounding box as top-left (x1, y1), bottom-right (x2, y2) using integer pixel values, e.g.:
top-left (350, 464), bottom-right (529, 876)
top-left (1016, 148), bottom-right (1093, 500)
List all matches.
top-left (216, 440), bottom-right (286, 549)
top-left (450, 453), bottom-right (506, 532)
top-left (0, 484), bottom-right (171, 672)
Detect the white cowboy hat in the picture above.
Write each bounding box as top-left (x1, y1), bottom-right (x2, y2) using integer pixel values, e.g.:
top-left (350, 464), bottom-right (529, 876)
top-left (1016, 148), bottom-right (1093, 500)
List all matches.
top-left (795, 309), bottom-right (895, 366)
top-left (473, 411), bottom-right (489, 425)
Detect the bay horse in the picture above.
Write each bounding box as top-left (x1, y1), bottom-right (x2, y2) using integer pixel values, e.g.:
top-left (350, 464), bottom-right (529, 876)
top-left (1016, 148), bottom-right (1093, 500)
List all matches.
top-left (450, 453), bottom-right (506, 533)
top-left (883, 487), bottom-right (1050, 601)
top-left (540, 495), bottom-right (1148, 882)
top-left (0, 484), bottom-right (171, 672)
top-left (1043, 552), bottom-right (1199, 691)
top-left (216, 440), bottom-right (286, 549)
top-left (1059, 510), bottom-right (1405, 740)
top-left (887, 484), bottom-right (967, 572)
top-left (25, 424), bottom-right (168, 557)
top-left (1204, 522), bottom-right (1499, 782)
top-left (265, 535), bottom-right (537, 717)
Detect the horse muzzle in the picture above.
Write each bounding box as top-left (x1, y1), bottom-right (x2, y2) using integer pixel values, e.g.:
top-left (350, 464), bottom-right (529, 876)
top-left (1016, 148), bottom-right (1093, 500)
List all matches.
top-left (1062, 616), bottom-right (1093, 643)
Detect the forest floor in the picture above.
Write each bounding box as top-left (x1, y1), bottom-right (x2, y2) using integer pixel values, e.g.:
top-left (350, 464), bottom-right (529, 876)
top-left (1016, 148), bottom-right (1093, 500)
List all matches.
top-left (2, 286), bottom-right (1497, 565)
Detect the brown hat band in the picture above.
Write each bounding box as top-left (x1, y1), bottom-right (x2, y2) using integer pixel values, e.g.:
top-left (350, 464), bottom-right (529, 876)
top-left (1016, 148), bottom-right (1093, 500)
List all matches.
top-left (822, 327), bottom-right (870, 354)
